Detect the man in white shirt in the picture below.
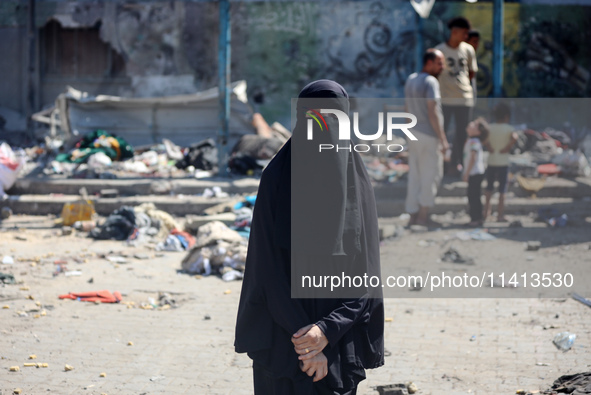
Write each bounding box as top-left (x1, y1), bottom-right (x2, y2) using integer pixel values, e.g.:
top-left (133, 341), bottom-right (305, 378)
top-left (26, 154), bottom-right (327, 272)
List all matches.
top-left (435, 17), bottom-right (478, 175)
top-left (404, 49), bottom-right (449, 226)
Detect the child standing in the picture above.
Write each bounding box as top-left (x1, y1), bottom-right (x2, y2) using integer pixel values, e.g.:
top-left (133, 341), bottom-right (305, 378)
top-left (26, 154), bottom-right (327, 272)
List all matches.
top-left (462, 118), bottom-right (489, 227)
top-left (483, 103), bottom-right (517, 222)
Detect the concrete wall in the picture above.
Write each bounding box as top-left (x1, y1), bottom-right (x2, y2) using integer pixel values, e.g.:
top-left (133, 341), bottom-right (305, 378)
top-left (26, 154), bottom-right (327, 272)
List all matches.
top-left (0, 26), bottom-right (26, 114)
top-left (0, 0), bottom-right (590, 132)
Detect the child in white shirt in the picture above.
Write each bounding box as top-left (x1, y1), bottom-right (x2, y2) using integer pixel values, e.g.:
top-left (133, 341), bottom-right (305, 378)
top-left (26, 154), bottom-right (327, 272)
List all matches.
top-left (462, 117), bottom-right (490, 226)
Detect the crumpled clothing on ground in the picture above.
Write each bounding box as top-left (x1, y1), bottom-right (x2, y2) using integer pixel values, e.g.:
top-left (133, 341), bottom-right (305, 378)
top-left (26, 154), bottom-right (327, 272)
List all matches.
top-left (193, 221), bottom-right (245, 249)
top-left (90, 206), bottom-right (136, 240)
top-left (134, 203), bottom-right (181, 239)
top-left (156, 229), bottom-right (196, 252)
top-left (59, 290), bottom-right (122, 303)
top-left (55, 130), bottom-right (134, 164)
top-left (543, 372), bottom-right (591, 394)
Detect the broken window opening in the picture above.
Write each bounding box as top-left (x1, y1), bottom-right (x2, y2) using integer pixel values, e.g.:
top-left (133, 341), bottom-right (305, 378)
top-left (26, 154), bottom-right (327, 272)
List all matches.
top-left (41, 20), bottom-right (125, 79)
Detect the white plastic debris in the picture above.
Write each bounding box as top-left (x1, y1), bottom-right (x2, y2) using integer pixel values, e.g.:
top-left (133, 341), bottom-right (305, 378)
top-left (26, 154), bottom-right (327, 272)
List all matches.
top-left (2, 255), bottom-right (14, 265)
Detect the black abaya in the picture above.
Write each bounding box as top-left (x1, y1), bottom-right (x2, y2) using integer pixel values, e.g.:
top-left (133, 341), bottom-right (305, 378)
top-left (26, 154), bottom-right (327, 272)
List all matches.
top-left (234, 80), bottom-right (384, 393)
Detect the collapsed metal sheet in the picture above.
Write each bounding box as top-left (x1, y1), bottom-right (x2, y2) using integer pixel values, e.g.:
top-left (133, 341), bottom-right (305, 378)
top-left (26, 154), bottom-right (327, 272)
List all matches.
top-left (56, 80), bottom-right (253, 148)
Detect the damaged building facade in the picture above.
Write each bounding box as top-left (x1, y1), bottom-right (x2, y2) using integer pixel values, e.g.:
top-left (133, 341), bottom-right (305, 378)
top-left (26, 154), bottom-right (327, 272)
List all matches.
top-left (1, 0), bottom-right (591, 136)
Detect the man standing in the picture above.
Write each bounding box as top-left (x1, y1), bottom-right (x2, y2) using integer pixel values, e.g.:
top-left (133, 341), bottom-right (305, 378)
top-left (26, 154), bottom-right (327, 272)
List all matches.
top-left (465, 30), bottom-right (481, 104)
top-left (435, 17), bottom-right (478, 174)
top-left (404, 49), bottom-right (448, 226)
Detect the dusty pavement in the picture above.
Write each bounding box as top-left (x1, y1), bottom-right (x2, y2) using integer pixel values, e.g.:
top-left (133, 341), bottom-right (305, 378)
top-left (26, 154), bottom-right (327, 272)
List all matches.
top-left (1, 212), bottom-right (590, 395)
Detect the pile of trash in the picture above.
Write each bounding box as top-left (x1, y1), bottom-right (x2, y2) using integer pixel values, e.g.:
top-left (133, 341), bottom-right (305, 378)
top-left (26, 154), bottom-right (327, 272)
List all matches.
top-left (510, 127), bottom-right (591, 178)
top-left (179, 194), bottom-right (257, 280)
top-left (58, 192), bottom-right (255, 281)
top-left (181, 221), bottom-right (248, 281)
top-left (83, 203), bottom-right (192, 252)
top-left (36, 111), bottom-right (291, 180)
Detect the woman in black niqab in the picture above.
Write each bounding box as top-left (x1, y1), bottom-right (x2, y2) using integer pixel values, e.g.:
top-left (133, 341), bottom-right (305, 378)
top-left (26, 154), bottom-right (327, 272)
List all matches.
top-left (235, 80), bottom-right (384, 395)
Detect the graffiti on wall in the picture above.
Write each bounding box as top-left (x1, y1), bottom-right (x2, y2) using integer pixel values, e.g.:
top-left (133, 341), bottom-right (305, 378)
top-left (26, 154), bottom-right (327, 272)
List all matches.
top-left (322, 2), bottom-right (418, 92)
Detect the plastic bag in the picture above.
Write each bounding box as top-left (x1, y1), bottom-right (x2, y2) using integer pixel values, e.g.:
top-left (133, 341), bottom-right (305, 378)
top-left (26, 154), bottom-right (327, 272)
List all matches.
top-left (552, 150), bottom-right (591, 177)
top-left (0, 142), bottom-right (25, 196)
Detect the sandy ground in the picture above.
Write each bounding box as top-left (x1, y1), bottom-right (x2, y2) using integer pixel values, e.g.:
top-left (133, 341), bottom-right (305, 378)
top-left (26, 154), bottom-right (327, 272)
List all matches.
top-left (0, 211), bottom-right (590, 395)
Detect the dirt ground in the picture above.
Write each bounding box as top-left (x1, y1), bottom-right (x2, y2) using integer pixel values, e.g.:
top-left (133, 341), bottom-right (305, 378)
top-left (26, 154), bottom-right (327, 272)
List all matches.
top-left (0, 211), bottom-right (590, 395)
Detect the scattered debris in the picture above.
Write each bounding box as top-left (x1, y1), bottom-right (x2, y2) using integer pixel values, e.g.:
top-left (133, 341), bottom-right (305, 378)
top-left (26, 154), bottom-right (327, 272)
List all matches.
top-left (59, 290), bottom-right (123, 303)
top-left (407, 382), bottom-right (418, 394)
top-left (441, 247), bottom-right (475, 265)
top-left (553, 332), bottom-right (576, 352)
top-left (1, 206), bottom-right (12, 219)
top-left (542, 372), bottom-right (591, 394)
top-left (106, 256), bottom-right (128, 264)
top-left (202, 186), bottom-right (228, 198)
top-left (375, 383), bottom-right (411, 395)
top-left (181, 221), bottom-right (247, 276)
top-left (516, 174), bottom-right (546, 198)
top-left (156, 229), bottom-right (196, 252)
top-left (526, 241), bottom-right (542, 251)
top-left (409, 224), bottom-right (428, 233)
top-left (64, 364), bottom-right (74, 371)
top-left (417, 239), bottom-right (436, 247)
top-left (0, 272), bottom-right (16, 284)
top-left (91, 206), bottom-right (136, 240)
top-left (2, 255), bottom-right (14, 265)
top-left (61, 198), bottom-right (96, 227)
top-left (548, 214), bottom-right (568, 228)
top-left (572, 293), bottom-right (591, 309)
top-left (455, 229), bottom-right (496, 241)
top-left (0, 142), bottom-right (25, 199)
top-left (537, 208), bottom-right (568, 228)
top-left (221, 269), bottom-right (243, 282)
top-left (73, 220), bottom-right (96, 232)
top-left (509, 220), bottom-right (523, 228)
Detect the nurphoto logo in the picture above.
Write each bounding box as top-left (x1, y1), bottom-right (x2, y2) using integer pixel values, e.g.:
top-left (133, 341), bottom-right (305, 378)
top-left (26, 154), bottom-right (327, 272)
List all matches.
top-left (305, 109), bottom-right (418, 153)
